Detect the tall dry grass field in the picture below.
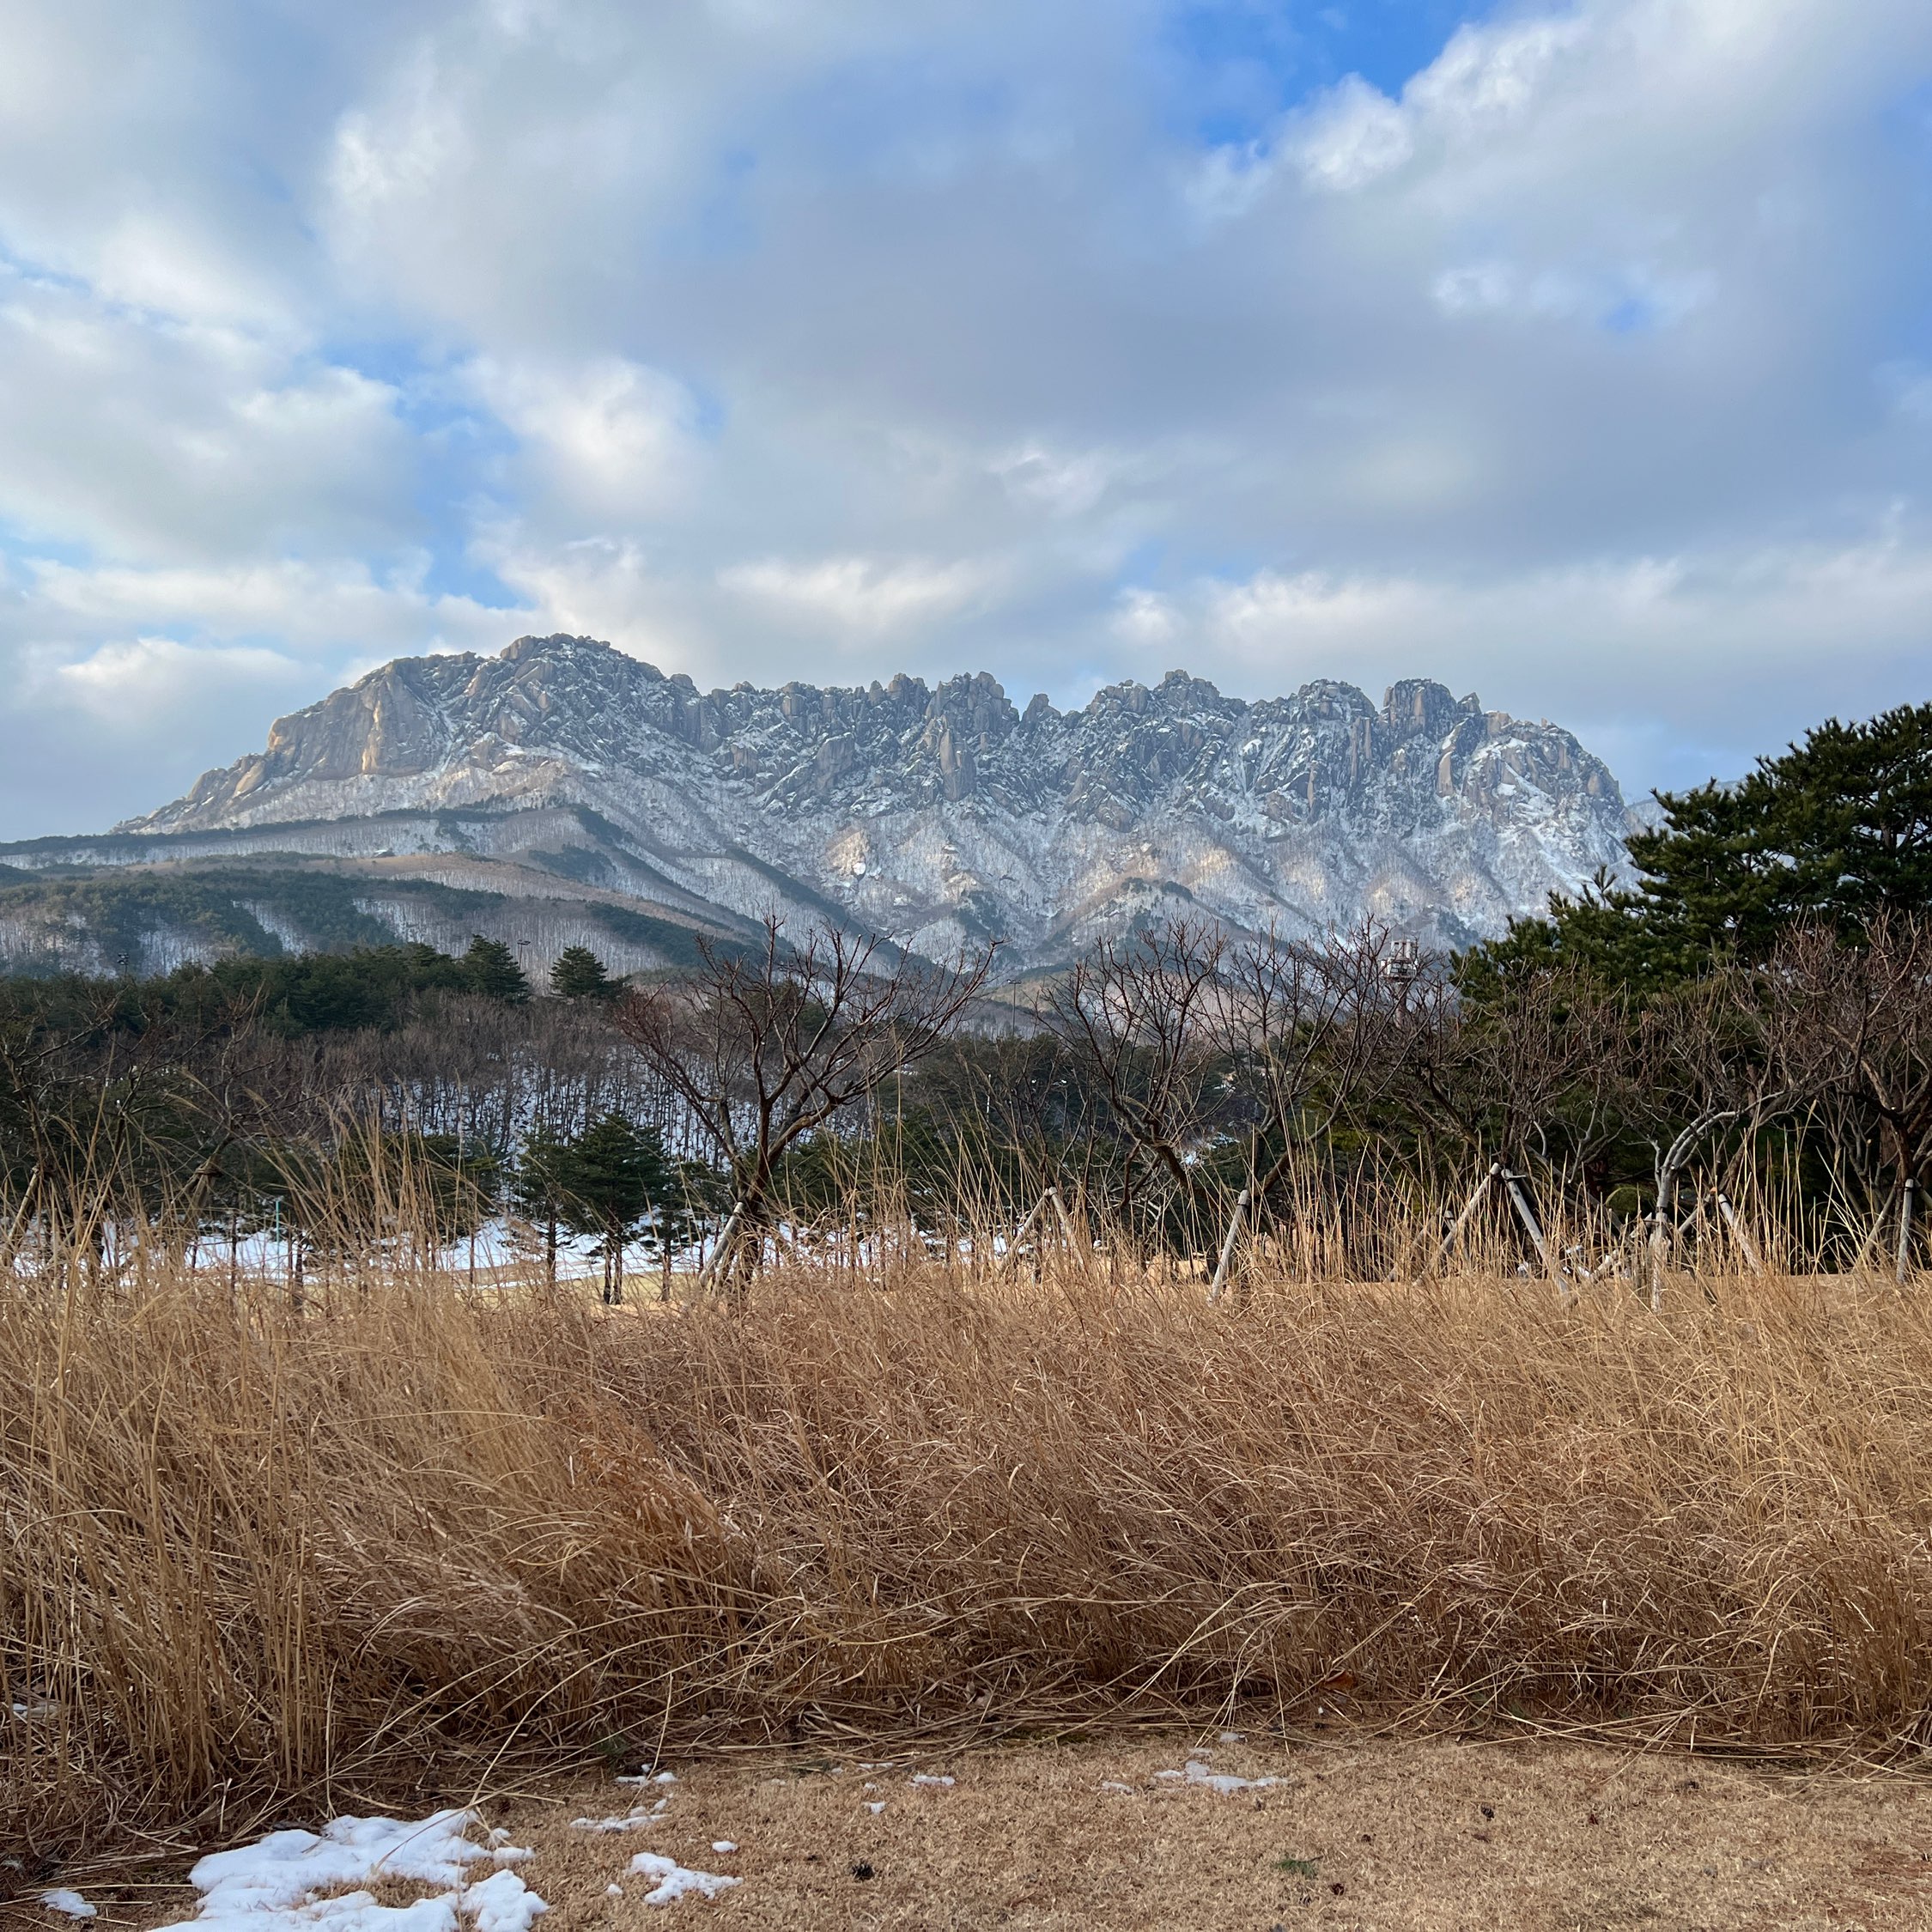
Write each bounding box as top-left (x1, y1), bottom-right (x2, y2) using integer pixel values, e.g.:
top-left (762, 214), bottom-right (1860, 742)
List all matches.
top-left (6, 1253), bottom-right (1932, 1872)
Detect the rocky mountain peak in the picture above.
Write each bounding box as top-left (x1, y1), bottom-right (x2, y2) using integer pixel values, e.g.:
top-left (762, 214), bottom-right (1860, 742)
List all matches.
top-left (115, 633), bottom-right (1640, 964)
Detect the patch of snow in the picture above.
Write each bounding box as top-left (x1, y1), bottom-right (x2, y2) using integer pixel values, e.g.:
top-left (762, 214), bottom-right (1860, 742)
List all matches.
top-left (864, 1802), bottom-right (886, 1815)
top-left (616, 1771), bottom-right (677, 1787)
top-left (151, 1808), bottom-right (543, 1932)
top-left (626, 1854), bottom-right (740, 1905)
top-left (708, 1843), bottom-right (736, 1856)
top-left (460, 1872), bottom-right (546, 1932)
top-left (568, 1801), bottom-right (666, 1832)
top-left (1098, 1782), bottom-right (1136, 1795)
top-left (11, 1701), bottom-right (59, 1718)
top-left (40, 1892), bottom-right (96, 1919)
top-left (1159, 1754), bottom-right (1282, 1795)
top-left (908, 1774), bottom-right (954, 1789)
top-left (605, 1886), bottom-right (623, 1899)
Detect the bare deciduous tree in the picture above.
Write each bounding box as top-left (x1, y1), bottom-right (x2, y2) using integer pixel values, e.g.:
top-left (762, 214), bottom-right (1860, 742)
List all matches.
top-left (1776, 914), bottom-right (1932, 1279)
top-left (1635, 960), bottom-right (1823, 1304)
top-left (1393, 957), bottom-right (1632, 1282)
top-left (1048, 917), bottom-right (1417, 1297)
top-left (617, 917), bottom-right (995, 1291)
top-left (1043, 917), bottom-right (1226, 1238)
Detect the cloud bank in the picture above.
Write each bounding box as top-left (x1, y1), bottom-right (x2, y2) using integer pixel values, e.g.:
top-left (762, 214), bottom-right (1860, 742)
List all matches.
top-left (2, 0), bottom-right (1930, 832)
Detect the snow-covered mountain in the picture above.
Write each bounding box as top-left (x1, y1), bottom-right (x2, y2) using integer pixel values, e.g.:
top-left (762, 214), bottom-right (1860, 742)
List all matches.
top-left (112, 633), bottom-right (1639, 968)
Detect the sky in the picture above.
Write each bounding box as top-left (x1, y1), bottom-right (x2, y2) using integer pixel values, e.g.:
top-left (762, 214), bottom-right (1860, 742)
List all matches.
top-left (3, 0), bottom-right (1931, 836)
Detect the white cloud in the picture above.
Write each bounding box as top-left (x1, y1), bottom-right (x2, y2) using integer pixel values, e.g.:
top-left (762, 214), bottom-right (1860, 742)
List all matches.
top-left (1405, 15), bottom-right (1590, 137)
top-left (0, 270), bottom-right (412, 561)
top-left (483, 532), bottom-right (696, 666)
top-left (466, 354), bottom-right (700, 514)
top-left (25, 556), bottom-right (516, 657)
top-left (718, 555), bottom-right (995, 636)
top-left (1288, 75), bottom-right (1414, 192)
top-left (1431, 257), bottom-right (1714, 329)
top-left (991, 443), bottom-right (1121, 518)
top-left (50, 637), bottom-right (302, 716)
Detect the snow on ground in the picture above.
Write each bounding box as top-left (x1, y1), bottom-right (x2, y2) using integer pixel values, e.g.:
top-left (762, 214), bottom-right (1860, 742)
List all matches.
top-left (625, 1853), bottom-right (740, 1905)
top-left (152, 1809), bottom-right (546, 1932)
top-left (567, 1801), bottom-right (667, 1832)
top-left (39, 1891), bottom-right (96, 1919)
top-left (1153, 1753), bottom-right (1281, 1795)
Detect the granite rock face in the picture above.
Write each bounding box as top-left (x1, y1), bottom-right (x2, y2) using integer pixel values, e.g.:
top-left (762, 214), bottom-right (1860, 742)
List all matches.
top-left (122, 634), bottom-right (1640, 964)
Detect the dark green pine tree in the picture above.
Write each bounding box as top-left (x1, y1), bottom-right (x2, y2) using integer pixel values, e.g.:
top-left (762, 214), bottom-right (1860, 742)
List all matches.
top-left (508, 1126), bottom-right (581, 1283)
top-left (550, 944), bottom-right (617, 999)
top-left (1470, 698), bottom-right (1932, 993)
top-left (559, 1113), bottom-right (674, 1304)
top-left (461, 934), bottom-right (532, 1004)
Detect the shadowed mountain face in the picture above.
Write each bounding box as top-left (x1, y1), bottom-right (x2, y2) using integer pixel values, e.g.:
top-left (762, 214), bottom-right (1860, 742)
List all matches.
top-left (94, 633), bottom-right (1635, 969)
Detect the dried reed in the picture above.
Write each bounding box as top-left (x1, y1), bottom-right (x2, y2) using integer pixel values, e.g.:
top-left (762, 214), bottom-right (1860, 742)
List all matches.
top-left (6, 1243), bottom-right (1932, 1874)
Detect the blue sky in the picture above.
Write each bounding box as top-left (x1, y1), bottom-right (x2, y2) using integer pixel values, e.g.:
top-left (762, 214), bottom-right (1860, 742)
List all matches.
top-left (2, 0), bottom-right (1931, 834)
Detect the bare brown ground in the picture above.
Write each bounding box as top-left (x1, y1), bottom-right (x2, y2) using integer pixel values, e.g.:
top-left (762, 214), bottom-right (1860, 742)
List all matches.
top-left (83, 1730), bottom-right (1932, 1932)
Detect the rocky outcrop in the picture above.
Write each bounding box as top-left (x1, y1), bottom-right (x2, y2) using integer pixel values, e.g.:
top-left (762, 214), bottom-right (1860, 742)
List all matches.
top-left (118, 635), bottom-right (1641, 964)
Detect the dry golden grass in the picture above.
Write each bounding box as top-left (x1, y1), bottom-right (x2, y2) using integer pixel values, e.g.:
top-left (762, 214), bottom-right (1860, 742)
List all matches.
top-left (110, 1735), bottom-right (1932, 1931)
top-left (7, 1255), bottom-right (1932, 1880)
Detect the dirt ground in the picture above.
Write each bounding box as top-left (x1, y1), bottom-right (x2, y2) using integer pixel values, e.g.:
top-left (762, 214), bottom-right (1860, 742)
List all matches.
top-left (66, 1729), bottom-right (1932, 1932)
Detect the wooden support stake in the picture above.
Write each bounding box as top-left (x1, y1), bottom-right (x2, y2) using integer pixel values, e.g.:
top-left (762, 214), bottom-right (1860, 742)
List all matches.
top-left (1431, 1164), bottom-right (1499, 1276)
top-left (1206, 1186), bottom-right (1251, 1305)
top-left (1500, 1168), bottom-right (1562, 1292)
top-left (1003, 1188), bottom-right (1073, 1274)
top-left (1711, 1192), bottom-right (1764, 1275)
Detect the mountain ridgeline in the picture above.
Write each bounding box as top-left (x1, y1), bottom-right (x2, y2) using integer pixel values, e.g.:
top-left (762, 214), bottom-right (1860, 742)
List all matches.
top-left (2, 635), bottom-right (1639, 977)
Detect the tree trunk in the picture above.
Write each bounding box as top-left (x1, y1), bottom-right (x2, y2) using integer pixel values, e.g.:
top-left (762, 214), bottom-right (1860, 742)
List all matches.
top-left (1647, 1176), bottom-right (1676, 1314)
top-left (1649, 1109), bottom-right (1742, 1311)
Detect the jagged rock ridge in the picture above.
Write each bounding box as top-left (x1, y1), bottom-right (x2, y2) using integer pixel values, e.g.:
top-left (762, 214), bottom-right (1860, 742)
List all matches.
top-left (119, 634), bottom-right (1640, 966)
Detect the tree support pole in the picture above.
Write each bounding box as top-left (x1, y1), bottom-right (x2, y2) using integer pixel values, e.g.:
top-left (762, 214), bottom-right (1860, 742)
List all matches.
top-left (700, 1200), bottom-right (745, 1291)
top-left (1711, 1192), bottom-right (1764, 1274)
top-left (1049, 1186), bottom-right (1081, 1252)
top-left (1431, 1164), bottom-right (1499, 1277)
top-left (1001, 1190), bottom-right (1050, 1274)
top-left (1000, 1187), bottom-right (1078, 1276)
top-left (1500, 1169), bottom-right (1561, 1291)
top-left (1898, 1176), bottom-right (1917, 1286)
top-left (1206, 1187), bottom-right (1251, 1305)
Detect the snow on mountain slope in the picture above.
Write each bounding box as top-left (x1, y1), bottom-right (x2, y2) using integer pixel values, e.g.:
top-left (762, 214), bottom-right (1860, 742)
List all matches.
top-left (118, 634), bottom-right (1640, 965)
